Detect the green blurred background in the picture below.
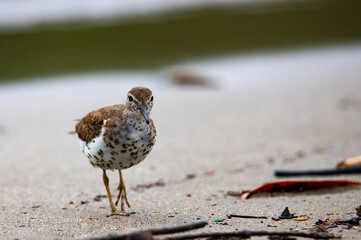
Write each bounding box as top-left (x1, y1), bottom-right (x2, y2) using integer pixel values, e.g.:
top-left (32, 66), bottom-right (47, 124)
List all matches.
top-left (0, 0), bottom-right (360, 82)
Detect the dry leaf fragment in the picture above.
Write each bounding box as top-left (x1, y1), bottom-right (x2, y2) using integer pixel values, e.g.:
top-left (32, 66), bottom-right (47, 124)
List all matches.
top-left (290, 228), bottom-right (300, 231)
top-left (185, 174), bottom-right (196, 180)
top-left (294, 215), bottom-right (309, 221)
top-left (356, 205), bottom-right (361, 217)
top-left (239, 180), bottom-right (361, 199)
top-left (337, 155), bottom-right (361, 168)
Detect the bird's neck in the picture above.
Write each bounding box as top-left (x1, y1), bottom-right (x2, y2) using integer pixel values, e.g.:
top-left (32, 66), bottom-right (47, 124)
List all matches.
top-left (126, 108), bottom-right (143, 121)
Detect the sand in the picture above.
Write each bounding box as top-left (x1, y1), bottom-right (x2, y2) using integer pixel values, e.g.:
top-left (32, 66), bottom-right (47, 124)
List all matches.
top-left (0, 47), bottom-right (361, 239)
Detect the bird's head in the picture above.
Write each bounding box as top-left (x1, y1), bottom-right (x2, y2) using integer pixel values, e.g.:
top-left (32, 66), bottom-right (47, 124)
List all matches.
top-left (126, 87), bottom-right (154, 124)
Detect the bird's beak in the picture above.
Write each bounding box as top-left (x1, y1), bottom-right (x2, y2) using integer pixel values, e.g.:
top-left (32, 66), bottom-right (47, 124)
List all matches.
top-left (139, 105), bottom-right (150, 124)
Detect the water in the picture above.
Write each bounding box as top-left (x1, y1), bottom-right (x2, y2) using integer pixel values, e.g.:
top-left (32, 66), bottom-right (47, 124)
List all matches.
top-left (0, 0), bottom-right (360, 81)
top-left (1, 44), bottom-right (360, 96)
top-left (0, 0), bottom-right (250, 30)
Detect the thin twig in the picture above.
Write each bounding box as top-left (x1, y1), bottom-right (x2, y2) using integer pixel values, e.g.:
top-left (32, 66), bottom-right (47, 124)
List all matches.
top-left (275, 166), bottom-right (361, 177)
top-left (163, 230), bottom-right (339, 240)
top-left (227, 214), bottom-right (267, 219)
top-left (84, 221), bottom-right (207, 240)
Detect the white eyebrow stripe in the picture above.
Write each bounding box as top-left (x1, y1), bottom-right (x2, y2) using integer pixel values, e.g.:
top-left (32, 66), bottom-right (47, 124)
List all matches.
top-left (128, 93), bottom-right (140, 103)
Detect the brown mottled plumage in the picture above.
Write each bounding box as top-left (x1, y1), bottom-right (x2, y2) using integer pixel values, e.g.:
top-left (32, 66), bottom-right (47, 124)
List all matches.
top-left (73, 86), bottom-right (156, 216)
top-left (76, 105), bottom-right (126, 143)
top-left (128, 87), bottom-right (152, 103)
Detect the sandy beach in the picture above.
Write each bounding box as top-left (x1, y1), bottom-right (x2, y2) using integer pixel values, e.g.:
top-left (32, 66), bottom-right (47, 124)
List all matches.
top-left (0, 46), bottom-right (361, 239)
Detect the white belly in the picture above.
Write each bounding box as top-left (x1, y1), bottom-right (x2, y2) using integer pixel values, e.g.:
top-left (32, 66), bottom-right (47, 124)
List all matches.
top-left (79, 119), bottom-right (156, 170)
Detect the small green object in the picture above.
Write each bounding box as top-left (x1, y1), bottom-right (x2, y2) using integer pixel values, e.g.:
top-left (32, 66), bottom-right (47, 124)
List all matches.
top-left (214, 219), bottom-right (223, 222)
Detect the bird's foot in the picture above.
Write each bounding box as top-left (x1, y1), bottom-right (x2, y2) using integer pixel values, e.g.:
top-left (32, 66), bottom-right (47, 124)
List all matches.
top-left (107, 209), bottom-right (135, 217)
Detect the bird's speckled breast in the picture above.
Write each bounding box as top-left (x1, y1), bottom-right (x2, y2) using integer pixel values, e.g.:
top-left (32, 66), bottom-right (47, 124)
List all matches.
top-left (81, 116), bottom-right (156, 170)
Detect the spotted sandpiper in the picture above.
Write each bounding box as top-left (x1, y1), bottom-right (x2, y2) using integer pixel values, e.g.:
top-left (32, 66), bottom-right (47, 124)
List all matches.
top-left (72, 86), bottom-right (156, 216)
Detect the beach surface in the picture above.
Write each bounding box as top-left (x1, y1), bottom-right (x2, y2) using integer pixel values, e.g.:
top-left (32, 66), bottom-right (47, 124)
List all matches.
top-left (0, 46), bottom-right (361, 239)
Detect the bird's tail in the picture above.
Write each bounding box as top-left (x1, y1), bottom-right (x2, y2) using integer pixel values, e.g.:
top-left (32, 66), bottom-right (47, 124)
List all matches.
top-left (68, 119), bottom-right (80, 135)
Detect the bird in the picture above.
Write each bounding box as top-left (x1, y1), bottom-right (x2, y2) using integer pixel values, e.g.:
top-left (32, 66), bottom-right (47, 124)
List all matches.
top-left (72, 86), bottom-right (156, 216)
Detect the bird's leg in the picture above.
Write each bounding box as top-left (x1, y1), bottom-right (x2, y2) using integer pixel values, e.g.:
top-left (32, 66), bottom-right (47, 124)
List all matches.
top-left (115, 170), bottom-right (131, 211)
top-left (102, 169), bottom-right (129, 217)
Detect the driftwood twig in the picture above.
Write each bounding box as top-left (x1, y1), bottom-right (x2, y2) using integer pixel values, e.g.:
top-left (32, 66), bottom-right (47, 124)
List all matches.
top-left (275, 166), bottom-right (361, 177)
top-left (84, 221), bottom-right (340, 240)
top-left (85, 221), bottom-right (207, 240)
top-left (226, 214), bottom-right (267, 219)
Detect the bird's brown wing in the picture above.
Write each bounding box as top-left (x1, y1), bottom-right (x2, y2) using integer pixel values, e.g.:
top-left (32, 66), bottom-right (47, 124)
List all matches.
top-left (75, 104), bottom-right (126, 143)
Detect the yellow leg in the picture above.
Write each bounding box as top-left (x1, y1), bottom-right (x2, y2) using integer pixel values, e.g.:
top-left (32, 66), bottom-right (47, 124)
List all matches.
top-left (102, 169), bottom-right (130, 217)
top-left (115, 170), bottom-right (131, 211)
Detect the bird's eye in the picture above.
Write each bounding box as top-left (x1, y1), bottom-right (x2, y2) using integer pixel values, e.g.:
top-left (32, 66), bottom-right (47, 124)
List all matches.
top-left (150, 96), bottom-right (154, 102)
top-left (128, 95), bottom-right (133, 102)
